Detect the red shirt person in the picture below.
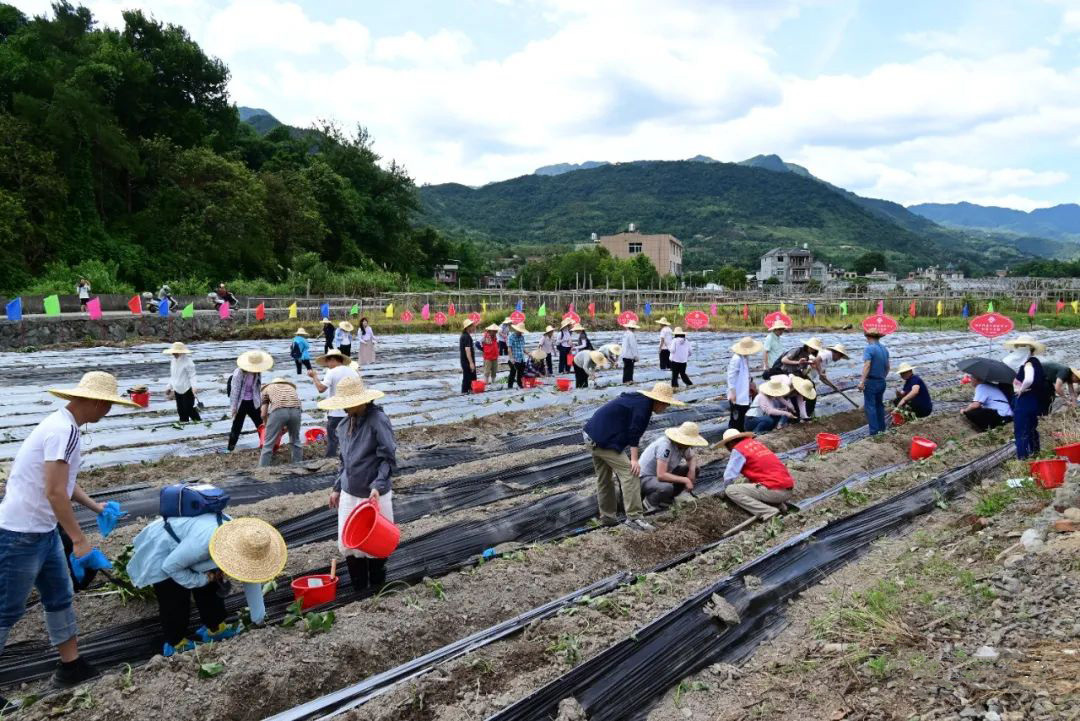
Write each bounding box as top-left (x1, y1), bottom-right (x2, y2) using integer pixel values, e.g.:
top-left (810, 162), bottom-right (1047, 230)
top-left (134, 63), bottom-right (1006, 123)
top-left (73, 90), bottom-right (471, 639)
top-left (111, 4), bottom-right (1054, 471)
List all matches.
top-left (720, 428), bottom-right (795, 519)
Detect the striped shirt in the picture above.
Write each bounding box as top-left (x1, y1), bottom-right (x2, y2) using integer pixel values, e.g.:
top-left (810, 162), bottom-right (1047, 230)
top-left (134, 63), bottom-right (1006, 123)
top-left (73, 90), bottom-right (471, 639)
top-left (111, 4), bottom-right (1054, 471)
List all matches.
top-left (261, 382), bottom-right (302, 414)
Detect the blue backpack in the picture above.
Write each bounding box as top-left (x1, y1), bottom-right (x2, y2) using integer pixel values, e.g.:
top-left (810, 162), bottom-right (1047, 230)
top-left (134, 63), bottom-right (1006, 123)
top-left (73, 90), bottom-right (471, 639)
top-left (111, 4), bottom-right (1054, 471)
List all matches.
top-left (159, 483), bottom-right (230, 543)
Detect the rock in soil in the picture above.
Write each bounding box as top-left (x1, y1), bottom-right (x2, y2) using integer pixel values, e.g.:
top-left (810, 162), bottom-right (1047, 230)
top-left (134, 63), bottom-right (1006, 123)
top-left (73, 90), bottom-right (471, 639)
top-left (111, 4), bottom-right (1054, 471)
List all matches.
top-left (555, 697), bottom-right (588, 721)
top-left (705, 593), bottom-right (741, 626)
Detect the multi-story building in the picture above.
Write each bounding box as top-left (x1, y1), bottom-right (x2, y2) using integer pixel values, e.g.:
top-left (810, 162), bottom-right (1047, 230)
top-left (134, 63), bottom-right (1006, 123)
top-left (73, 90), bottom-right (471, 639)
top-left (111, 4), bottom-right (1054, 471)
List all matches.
top-left (758, 247), bottom-right (813, 283)
top-left (597, 224), bottom-right (683, 276)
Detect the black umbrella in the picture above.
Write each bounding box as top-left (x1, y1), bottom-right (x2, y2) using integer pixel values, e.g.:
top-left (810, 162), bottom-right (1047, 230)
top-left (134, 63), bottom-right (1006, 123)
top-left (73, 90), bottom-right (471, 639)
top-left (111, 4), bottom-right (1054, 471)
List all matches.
top-left (957, 357), bottom-right (1016, 385)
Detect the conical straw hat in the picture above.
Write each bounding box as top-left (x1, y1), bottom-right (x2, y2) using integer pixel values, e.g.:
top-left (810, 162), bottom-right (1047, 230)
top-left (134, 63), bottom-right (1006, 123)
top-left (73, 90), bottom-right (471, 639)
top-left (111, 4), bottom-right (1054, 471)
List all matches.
top-left (338, 321), bottom-right (354, 332)
top-left (49, 371), bottom-right (141, 408)
top-left (638, 382), bottom-right (686, 406)
top-left (665, 421), bottom-right (708, 447)
top-left (209, 518), bottom-right (287, 584)
top-left (827, 343), bottom-right (849, 359)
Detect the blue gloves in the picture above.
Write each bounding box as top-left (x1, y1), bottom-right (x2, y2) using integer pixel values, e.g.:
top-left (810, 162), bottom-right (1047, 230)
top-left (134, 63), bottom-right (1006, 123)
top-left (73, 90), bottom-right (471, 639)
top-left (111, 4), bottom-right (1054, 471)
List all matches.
top-left (69, 548), bottom-right (113, 583)
top-left (96, 501), bottom-right (126, 538)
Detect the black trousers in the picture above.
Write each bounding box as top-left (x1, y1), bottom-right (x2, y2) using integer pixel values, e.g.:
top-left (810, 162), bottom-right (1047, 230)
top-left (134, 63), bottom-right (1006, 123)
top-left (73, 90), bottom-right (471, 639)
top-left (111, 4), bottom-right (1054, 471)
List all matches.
top-left (670, 361), bottom-right (692, 388)
top-left (545, 354), bottom-right (553, 375)
top-left (558, 346), bottom-right (570, 373)
top-left (174, 389), bottom-right (201, 423)
top-left (324, 338), bottom-right (333, 353)
top-left (153, 578), bottom-right (226, 645)
top-left (622, 358), bottom-right (635, 383)
top-left (729, 403), bottom-right (750, 432)
top-left (339, 344), bottom-right (351, 357)
top-left (804, 397), bottom-right (816, 419)
top-left (461, 364), bottom-right (476, 393)
top-left (294, 358), bottom-right (312, 374)
top-left (659, 349), bottom-right (670, 370)
top-left (574, 364), bottom-right (589, 388)
top-left (508, 361), bottom-right (525, 388)
top-left (228, 399), bottom-right (262, 450)
top-left (964, 406), bottom-right (1009, 432)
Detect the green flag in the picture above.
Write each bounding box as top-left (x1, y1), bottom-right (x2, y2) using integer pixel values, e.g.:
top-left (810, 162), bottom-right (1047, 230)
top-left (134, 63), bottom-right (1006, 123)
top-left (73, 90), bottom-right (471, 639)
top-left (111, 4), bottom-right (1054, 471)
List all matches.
top-left (839, 300), bottom-right (848, 316)
top-left (678, 302), bottom-right (684, 315)
top-left (350, 303), bottom-right (359, 315)
top-left (987, 301), bottom-right (994, 312)
top-left (43, 294), bottom-right (60, 316)
top-left (181, 302), bottom-right (194, 318)
top-left (538, 303), bottom-right (546, 317)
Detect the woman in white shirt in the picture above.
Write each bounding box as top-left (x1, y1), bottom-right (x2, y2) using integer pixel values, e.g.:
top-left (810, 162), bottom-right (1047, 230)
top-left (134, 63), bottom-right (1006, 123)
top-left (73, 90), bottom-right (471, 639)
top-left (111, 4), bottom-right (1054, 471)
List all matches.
top-left (620, 320), bottom-right (640, 384)
top-left (657, 318), bottom-right (674, 370)
top-left (164, 342), bottom-right (200, 422)
top-left (356, 317), bottom-right (376, 365)
top-left (963, 379), bottom-right (1014, 432)
top-left (669, 327), bottom-right (692, 388)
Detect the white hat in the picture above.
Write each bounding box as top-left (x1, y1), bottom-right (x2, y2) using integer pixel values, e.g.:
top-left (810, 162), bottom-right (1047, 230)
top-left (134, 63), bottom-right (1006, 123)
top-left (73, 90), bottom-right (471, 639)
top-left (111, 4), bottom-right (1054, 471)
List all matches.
top-left (572, 323), bottom-right (585, 332)
top-left (512, 322), bottom-right (527, 333)
top-left (622, 319), bottom-right (640, 329)
top-left (1002, 335), bottom-right (1046, 354)
top-left (896, 362), bottom-right (916, 375)
top-left (462, 317), bottom-right (477, 330)
top-left (162, 342), bottom-right (192, 355)
top-left (294, 327), bottom-right (309, 336)
top-left (560, 317), bottom-right (575, 328)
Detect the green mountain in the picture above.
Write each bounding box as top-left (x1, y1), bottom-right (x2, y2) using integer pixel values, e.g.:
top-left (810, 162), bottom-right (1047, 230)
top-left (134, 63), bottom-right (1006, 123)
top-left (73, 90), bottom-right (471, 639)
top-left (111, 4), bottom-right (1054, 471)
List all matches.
top-left (237, 106), bottom-right (283, 134)
top-left (419, 159), bottom-right (1058, 275)
top-left (909, 201), bottom-right (1080, 241)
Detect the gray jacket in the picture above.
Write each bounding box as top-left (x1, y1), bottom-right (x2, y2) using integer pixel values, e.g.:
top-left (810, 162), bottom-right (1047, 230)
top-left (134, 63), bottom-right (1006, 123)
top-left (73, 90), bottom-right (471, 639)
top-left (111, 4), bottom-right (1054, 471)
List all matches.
top-left (334, 405), bottom-right (397, 496)
top-left (229, 369), bottom-right (261, 413)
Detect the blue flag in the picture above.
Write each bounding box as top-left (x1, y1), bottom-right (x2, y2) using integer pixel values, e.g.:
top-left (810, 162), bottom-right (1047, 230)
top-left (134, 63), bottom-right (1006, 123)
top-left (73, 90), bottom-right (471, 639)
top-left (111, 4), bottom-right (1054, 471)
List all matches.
top-left (159, 298), bottom-right (170, 317)
top-left (644, 302), bottom-right (652, 316)
top-left (807, 301), bottom-right (816, 317)
top-left (515, 299), bottom-right (523, 312)
top-left (6, 297), bottom-right (22, 321)
top-left (320, 302), bottom-right (330, 319)
top-left (962, 303), bottom-right (969, 318)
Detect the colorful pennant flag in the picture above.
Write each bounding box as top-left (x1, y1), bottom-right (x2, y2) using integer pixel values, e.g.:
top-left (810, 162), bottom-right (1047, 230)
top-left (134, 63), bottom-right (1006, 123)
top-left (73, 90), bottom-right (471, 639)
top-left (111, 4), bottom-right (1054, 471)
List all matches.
top-left (128, 295), bottom-right (142, 315)
top-left (538, 303), bottom-right (547, 317)
top-left (43, 294), bottom-right (60, 316)
top-left (839, 300), bottom-right (848, 316)
top-left (962, 303), bottom-right (969, 318)
top-left (677, 302), bottom-right (684, 315)
top-left (1073, 300), bottom-right (1079, 314)
top-left (742, 304), bottom-right (749, 320)
top-left (254, 302), bottom-right (265, 321)
top-left (876, 300), bottom-right (884, 314)
top-left (448, 302), bottom-right (456, 316)
top-left (181, 303), bottom-right (194, 319)
top-left (1028, 301), bottom-right (1037, 318)
top-left (644, 302), bottom-right (652, 316)
top-left (385, 303), bottom-right (394, 318)
top-left (6, 297), bottom-right (22, 321)
top-left (288, 302), bottom-right (298, 319)
top-left (807, 301), bottom-right (816, 317)
top-left (779, 302), bottom-right (786, 314)
top-left (710, 303), bottom-right (717, 317)
top-left (987, 301), bottom-right (994, 312)
top-left (319, 302), bottom-right (330, 319)
top-left (613, 300), bottom-right (621, 314)
top-left (350, 303), bottom-right (359, 315)
top-left (219, 301), bottom-right (230, 319)
top-left (421, 304), bottom-right (430, 320)
top-left (936, 300), bottom-right (943, 317)
top-left (159, 298), bottom-right (170, 317)
top-left (588, 302), bottom-right (596, 318)
top-left (1056, 299), bottom-right (1065, 314)
top-left (86, 297), bottom-right (102, 320)
top-left (515, 300), bottom-right (523, 312)
top-left (481, 300), bottom-right (487, 313)
top-left (908, 301), bottom-right (916, 318)
top-left (568, 303), bottom-right (576, 313)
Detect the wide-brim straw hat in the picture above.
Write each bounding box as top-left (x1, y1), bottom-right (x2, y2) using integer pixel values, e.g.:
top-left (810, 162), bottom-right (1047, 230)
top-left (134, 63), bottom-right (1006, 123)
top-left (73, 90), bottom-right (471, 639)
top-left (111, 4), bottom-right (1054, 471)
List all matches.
top-left (1003, 335), bottom-right (1046, 354)
top-left (544, 325), bottom-right (556, 334)
top-left (571, 323), bottom-right (585, 332)
top-left (673, 327), bottom-right (685, 336)
top-left (560, 317), bottom-right (575, 328)
top-left (768, 319), bottom-right (789, 331)
top-left (803, 337), bottom-right (824, 353)
top-left (864, 328), bottom-right (885, 338)
top-left (338, 321), bottom-right (354, 332)
top-left (656, 317), bottom-right (671, 326)
top-left (588, 350), bottom-right (609, 367)
top-left (759, 377), bottom-right (792, 397)
top-left (237, 350), bottom-right (274, 373)
top-left (485, 324), bottom-right (500, 332)
top-left (462, 317), bottom-right (476, 329)
top-left (529, 348), bottom-right (547, 361)
top-left (622, 320), bottom-right (640, 329)
top-left (512, 322), bottom-right (527, 333)
top-left (317, 376), bottom-right (385, 411)
top-left (49, 371), bottom-right (141, 408)
top-left (790, 375), bottom-right (817, 400)
top-left (162, 341), bottom-right (191, 355)
top-left (722, 428), bottom-right (754, 446)
top-left (209, 518), bottom-right (287, 584)
top-left (730, 337), bottom-right (764, 356)
top-left (638, 382), bottom-right (686, 406)
top-left (606, 344), bottom-right (623, 357)
top-left (266, 376), bottom-right (296, 388)
top-left (665, 421), bottom-right (708, 447)
top-left (827, 343), bottom-right (850, 359)
top-left (896, 362), bottom-right (916, 375)
top-left (321, 318), bottom-right (332, 325)
top-left (315, 348), bottom-right (346, 366)
top-left (295, 327), bottom-right (309, 336)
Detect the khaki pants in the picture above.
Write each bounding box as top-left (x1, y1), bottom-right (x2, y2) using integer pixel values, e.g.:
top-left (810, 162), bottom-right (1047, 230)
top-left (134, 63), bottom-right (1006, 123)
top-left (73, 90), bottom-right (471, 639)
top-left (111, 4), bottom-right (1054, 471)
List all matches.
top-left (483, 358), bottom-right (498, 383)
top-left (589, 444), bottom-right (643, 521)
top-left (724, 483), bottom-right (792, 519)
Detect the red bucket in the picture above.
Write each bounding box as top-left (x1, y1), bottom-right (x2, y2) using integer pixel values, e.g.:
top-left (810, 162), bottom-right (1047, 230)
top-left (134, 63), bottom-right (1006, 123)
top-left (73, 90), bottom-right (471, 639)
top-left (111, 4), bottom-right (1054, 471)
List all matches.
top-left (471, 380), bottom-right (486, 393)
top-left (522, 377), bottom-right (537, 388)
top-left (1031, 459), bottom-right (1067, 489)
top-left (891, 411), bottom-right (906, 426)
top-left (130, 391), bottom-right (150, 408)
top-left (556, 378), bottom-right (572, 391)
top-left (816, 433), bottom-right (841, 454)
top-left (567, 353), bottom-right (575, 367)
top-left (342, 500), bottom-right (400, 558)
top-left (910, 436), bottom-right (937, 460)
top-left (290, 574), bottom-right (338, 609)
top-left (1054, 442), bottom-right (1080, 464)
top-left (304, 427), bottom-right (326, 445)
top-left (258, 424), bottom-right (283, 451)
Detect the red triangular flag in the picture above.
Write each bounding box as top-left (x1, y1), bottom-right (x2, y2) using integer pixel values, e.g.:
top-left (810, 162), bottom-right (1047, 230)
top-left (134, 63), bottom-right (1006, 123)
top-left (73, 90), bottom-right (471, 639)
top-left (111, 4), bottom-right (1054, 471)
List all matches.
top-left (588, 302), bottom-right (595, 318)
top-left (448, 302), bottom-right (456, 316)
top-left (742, 304), bottom-right (749, 320)
top-left (1057, 299), bottom-right (1066, 314)
top-left (908, 301), bottom-right (916, 318)
top-left (127, 295), bottom-right (142, 315)
top-left (568, 303), bottom-right (575, 313)
top-left (255, 303), bottom-right (266, 321)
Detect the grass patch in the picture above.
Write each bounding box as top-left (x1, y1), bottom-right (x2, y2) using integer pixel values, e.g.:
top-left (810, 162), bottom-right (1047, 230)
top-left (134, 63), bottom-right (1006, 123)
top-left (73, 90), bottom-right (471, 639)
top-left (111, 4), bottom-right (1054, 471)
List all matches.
top-left (813, 579), bottom-right (919, 648)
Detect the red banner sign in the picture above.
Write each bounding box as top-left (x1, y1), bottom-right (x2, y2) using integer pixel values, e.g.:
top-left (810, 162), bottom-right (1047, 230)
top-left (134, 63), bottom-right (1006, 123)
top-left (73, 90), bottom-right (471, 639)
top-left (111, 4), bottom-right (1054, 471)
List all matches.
top-left (861, 313), bottom-right (898, 336)
top-left (562, 311), bottom-right (580, 325)
top-left (763, 311), bottom-right (792, 329)
top-left (617, 310), bottom-right (638, 326)
top-left (510, 310), bottom-right (526, 324)
top-left (433, 311), bottom-right (447, 326)
top-left (401, 310), bottom-right (414, 323)
top-left (468, 312), bottom-right (482, 325)
top-left (969, 312), bottom-right (1014, 338)
top-left (684, 310), bottom-right (709, 329)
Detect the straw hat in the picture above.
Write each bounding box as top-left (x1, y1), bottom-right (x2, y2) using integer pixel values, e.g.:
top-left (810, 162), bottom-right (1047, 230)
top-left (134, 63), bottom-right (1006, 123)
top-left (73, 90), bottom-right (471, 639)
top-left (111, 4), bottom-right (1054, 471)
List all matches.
top-left (209, 518), bottom-right (287, 584)
top-left (315, 348), bottom-right (346, 366)
top-left (1003, 335), bottom-right (1046, 354)
top-left (338, 321), bottom-right (354, 333)
top-left (321, 318), bottom-right (332, 325)
top-left (49, 371), bottom-right (141, 408)
top-left (511, 322), bottom-right (527, 333)
top-left (768, 319), bottom-right (789, 331)
top-left (544, 325), bottom-right (555, 334)
top-left (162, 341), bottom-right (191, 355)
top-left (803, 337), bottom-right (824, 353)
top-left (721, 428), bottom-right (754, 446)
top-left (317, 376), bottom-right (385, 411)
top-left (485, 323), bottom-right (500, 332)
top-left (606, 344), bottom-right (623, 357)
top-left (349, 360), bottom-right (360, 372)
top-left (572, 323), bottom-right (585, 332)
top-left (295, 327), bottom-right (309, 336)
top-left (790, 375), bottom-right (817, 400)
top-left (864, 327), bottom-right (885, 338)
top-left (896, 362), bottom-right (916, 376)
top-left (638, 382), bottom-right (686, 406)
top-left (656, 317), bottom-right (672, 326)
top-left (560, 317), bottom-right (575, 328)
top-left (588, 350), bottom-right (609, 367)
top-left (673, 327), bottom-right (685, 336)
top-left (622, 319), bottom-right (640, 329)
top-left (758, 377), bottom-right (792, 397)
top-left (827, 343), bottom-right (849, 359)
top-left (266, 376), bottom-right (296, 388)
top-left (237, 350), bottom-right (274, 373)
top-left (529, 348), bottom-right (547, 361)
top-left (461, 317), bottom-right (476, 330)
top-left (665, 421), bottom-right (708, 447)
top-left (730, 337), bottom-right (764, 356)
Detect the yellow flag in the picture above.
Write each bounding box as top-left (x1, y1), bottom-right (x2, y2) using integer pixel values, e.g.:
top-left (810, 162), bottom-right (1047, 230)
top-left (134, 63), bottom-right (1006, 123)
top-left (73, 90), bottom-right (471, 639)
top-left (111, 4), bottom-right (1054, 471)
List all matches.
top-left (780, 302), bottom-right (786, 314)
top-left (936, 300), bottom-right (943, 317)
top-left (613, 300), bottom-right (621, 314)
top-left (288, 302), bottom-right (298, 319)
top-left (481, 300), bottom-right (487, 313)
top-left (1073, 300), bottom-right (1079, 314)
top-left (384, 303), bottom-right (394, 318)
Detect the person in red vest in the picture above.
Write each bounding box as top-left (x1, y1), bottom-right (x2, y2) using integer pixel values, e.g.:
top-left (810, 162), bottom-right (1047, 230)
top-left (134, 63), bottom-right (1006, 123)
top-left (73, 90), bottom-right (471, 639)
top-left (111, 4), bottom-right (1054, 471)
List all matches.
top-left (720, 428), bottom-right (795, 519)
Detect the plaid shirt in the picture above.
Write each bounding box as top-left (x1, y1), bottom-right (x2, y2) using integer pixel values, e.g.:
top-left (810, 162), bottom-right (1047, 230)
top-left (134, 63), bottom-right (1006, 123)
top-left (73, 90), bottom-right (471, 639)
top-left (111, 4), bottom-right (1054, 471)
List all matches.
top-left (261, 382), bottom-right (301, 413)
top-left (508, 332), bottom-right (526, 362)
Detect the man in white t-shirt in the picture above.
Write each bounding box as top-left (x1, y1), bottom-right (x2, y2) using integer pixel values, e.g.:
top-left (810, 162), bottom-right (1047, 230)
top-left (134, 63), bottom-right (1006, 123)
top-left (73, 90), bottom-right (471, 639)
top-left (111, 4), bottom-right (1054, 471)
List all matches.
top-left (309, 349), bottom-right (361, 459)
top-left (639, 422), bottom-right (707, 510)
top-left (0, 372), bottom-right (135, 696)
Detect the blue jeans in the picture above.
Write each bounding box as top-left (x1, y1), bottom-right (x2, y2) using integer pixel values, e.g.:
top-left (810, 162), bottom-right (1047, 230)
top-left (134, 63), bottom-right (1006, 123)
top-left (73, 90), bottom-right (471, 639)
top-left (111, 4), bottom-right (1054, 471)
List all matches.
top-left (864, 378), bottom-right (887, 435)
top-left (745, 415), bottom-right (787, 434)
top-left (1013, 394), bottom-right (1041, 459)
top-left (0, 527), bottom-right (77, 653)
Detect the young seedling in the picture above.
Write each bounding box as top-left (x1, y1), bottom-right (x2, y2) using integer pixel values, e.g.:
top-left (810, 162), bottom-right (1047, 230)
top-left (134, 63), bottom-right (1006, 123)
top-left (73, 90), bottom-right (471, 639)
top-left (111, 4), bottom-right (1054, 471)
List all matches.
top-left (198, 662), bottom-right (225, 679)
top-left (425, 578), bottom-right (447, 600)
top-left (547, 634), bottom-right (581, 665)
top-left (673, 680), bottom-right (709, 708)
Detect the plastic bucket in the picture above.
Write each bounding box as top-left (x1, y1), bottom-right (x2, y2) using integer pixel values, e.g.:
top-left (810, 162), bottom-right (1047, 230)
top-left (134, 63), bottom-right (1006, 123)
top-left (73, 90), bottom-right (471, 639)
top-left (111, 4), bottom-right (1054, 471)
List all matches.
top-left (471, 380), bottom-right (486, 393)
top-left (816, 433), bottom-right (841, 454)
top-left (1054, 442), bottom-right (1080, 463)
top-left (290, 574), bottom-right (338, 609)
top-left (891, 411), bottom-right (906, 426)
top-left (567, 353), bottom-right (575, 367)
top-left (961, 374), bottom-right (972, 385)
top-left (556, 378), bottom-right (572, 391)
top-left (523, 377), bottom-right (537, 388)
top-left (130, 391), bottom-right (150, 408)
top-left (258, 424), bottom-right (283, 451)
top-left (1031, 459), bottom-right (1067, 489)
top-left (342, 500), bottom-right (401, 558)
top-left (909, 436), bottom-right (937, 460)
top-left (304, 428), bottom-right (326, 445)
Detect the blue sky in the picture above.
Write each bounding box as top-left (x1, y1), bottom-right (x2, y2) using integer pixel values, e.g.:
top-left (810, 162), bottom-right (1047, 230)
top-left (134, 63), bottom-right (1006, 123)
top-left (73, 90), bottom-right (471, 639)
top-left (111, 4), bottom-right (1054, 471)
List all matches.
top-left (12, 0), bottom-right (1080, 209)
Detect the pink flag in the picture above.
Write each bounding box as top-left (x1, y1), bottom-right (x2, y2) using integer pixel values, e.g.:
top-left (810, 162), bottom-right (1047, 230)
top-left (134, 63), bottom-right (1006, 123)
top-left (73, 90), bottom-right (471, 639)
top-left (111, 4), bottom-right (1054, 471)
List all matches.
top-left (568, 303), bottom-right (575, 313)
top-left (86, 297), bottom-right (102, 320)
top-left (219, 301), bottom-right (230, 319)
top-left (876, 300), bottom-right (884, 314)
top-left (1028, 301), bottom-right (1037, 318)
top-left (1056, 299), bottom-right (1065, 314)
top-left (421, 304), bottom-right (430, 320)
top-left (447, 302), bottom-right (456, 316)
top-left (710, 303), bottom-right (718, 317)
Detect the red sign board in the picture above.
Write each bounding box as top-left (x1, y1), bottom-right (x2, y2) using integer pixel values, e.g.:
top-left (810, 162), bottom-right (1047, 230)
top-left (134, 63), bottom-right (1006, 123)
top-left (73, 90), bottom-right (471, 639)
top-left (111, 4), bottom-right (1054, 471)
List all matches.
top-left (684, 310), bottom-right (709, 330)
top-left (562, 311), bottom-right (580, 325)
top-left (617, 310), bottom-right (638, 326)
top-left (510, 310), bottom-right (526, 324)
top-left (969, 312), bottom-right (1014, 338)
top-left (468, 312), bottom-right (482, 325)
top-left (861, 313), bottom-right (898, 336)
top-left (401, 310), bottom-right (413, 323)
top-left (433, 311), bottom-right (447, 326)
top-left (763, 311), bottom-right (792, 329)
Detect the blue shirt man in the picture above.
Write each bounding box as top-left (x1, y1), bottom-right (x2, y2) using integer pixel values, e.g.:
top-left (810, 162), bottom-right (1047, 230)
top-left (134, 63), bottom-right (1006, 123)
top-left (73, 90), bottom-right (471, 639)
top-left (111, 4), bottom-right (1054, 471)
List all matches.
top-left (859, 332), bottom-right (890, 435)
